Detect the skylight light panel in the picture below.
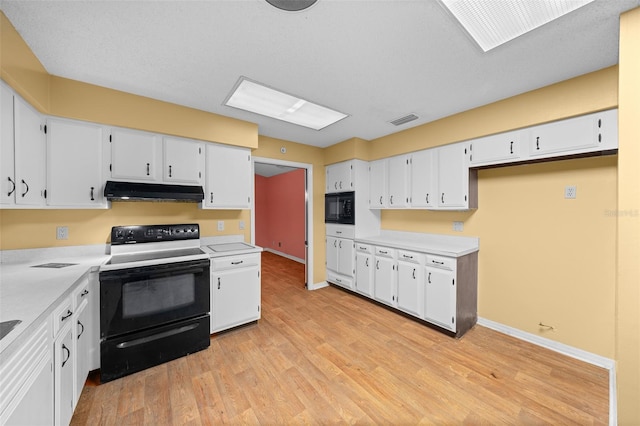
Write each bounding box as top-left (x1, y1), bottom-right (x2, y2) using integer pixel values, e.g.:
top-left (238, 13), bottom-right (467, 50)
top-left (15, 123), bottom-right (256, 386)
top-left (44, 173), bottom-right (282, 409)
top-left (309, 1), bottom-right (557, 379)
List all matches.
top-left (440, 0), bottom-right (596, 52)
top-left (224, 78), bottom-right (348, 130)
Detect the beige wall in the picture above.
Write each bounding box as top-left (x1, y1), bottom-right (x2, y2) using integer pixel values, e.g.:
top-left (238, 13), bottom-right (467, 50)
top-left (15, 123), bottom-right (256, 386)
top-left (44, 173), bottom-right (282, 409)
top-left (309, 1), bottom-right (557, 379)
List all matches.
top-left (616, 7), bottom-right (640, 424)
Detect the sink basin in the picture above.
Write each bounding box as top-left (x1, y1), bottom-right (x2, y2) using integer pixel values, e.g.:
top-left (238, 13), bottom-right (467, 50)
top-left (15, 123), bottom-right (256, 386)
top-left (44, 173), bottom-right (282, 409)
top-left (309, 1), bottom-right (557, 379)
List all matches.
top-left (0, 319), bottom-right (22, 340)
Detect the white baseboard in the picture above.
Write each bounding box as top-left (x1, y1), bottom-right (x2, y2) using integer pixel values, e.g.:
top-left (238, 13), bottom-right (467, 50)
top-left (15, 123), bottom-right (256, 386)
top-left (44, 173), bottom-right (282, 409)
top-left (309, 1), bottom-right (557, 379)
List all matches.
top-left (263, 248), bottom-right (305, 264)
top-left (477, 317), bottom-right (617, 426)
top-left (310, 281), bottom-right (329, 290)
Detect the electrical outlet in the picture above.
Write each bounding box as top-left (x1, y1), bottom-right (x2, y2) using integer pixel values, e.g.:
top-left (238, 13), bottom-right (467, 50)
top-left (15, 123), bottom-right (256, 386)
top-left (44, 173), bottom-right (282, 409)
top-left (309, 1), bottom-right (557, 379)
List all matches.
top-left (217, 220), bottom-right (224, 231)
top-left (565, 185), bottom-right (577, 199)
top-left (239, 220), bottom-right (245, 230)
top-left (453, 221), bottom-right (463, 232)
top-left (56, 226), bottom-right (69, 240)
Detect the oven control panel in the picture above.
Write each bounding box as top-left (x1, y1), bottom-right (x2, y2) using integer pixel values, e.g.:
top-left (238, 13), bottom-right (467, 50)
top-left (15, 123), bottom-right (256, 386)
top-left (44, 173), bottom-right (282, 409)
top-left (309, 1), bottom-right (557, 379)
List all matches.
top-left (111, 224), bottom-right (200, 244)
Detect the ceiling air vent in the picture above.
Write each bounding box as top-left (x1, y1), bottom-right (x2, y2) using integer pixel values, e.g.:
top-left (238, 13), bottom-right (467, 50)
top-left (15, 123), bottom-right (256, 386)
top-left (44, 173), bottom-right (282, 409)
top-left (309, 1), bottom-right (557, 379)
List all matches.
top-left (389, 113), bottom-right (419, 126)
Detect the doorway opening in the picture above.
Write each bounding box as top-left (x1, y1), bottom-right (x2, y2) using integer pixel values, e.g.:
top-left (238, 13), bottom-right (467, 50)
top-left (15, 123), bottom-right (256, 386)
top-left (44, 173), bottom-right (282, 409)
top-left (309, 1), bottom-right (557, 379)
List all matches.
top-left (252, 157), bottom-right (314, 290)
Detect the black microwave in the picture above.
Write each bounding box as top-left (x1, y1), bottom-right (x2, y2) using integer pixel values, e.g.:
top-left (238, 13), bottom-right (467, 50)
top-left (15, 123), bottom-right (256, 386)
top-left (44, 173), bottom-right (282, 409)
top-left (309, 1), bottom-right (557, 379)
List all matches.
top-left (325, 191), bottom-right (355, 225)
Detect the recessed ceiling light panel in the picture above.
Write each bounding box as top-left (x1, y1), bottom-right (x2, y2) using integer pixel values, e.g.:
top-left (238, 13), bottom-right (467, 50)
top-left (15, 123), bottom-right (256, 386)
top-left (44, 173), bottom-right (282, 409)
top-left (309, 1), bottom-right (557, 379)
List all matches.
top-left (440, 0), bottom-right (596, 52)
top-left (224, 77), bottom-right (348, 131)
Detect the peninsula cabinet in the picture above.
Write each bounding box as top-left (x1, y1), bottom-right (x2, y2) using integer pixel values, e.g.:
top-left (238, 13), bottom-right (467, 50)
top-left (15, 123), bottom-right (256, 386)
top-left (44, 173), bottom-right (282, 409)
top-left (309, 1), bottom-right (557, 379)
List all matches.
top-left (424, 252), bottom-right (478, 337)
top-left (46, 118), bottom-right (108, 208)
top-left (53, 296), bottom-right (75, 426)
top-left (0, 83), bottom-right (47, 208)
top-left (326, 160), bottom-right (354, 193)
top-left (0, 320), bottom-right (54, 426)
top-left (203, 144), bottom-right (252, 209)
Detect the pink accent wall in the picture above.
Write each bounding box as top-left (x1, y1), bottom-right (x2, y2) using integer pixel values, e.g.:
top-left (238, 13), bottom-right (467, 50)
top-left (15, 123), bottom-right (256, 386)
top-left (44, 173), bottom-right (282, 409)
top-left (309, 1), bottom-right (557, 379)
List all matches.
top-left (254, 169), bottom-right (306, 261)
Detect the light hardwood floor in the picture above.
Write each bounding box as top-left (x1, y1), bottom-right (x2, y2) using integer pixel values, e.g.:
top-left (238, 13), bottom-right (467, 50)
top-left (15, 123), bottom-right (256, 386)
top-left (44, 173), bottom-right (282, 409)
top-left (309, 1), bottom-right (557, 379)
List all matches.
top-left (71, 251), bottom-right (609, 425)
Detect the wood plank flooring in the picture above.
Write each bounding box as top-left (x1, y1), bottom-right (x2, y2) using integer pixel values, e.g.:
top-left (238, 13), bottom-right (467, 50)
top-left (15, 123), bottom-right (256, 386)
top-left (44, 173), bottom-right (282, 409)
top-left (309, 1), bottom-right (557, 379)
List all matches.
top-left (71, 251), bottom-right (609, 425)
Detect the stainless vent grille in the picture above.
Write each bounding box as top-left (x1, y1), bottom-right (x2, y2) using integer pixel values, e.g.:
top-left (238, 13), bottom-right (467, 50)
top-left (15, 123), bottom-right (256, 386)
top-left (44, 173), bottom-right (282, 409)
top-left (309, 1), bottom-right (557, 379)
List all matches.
top-left (389, 113), bottom-right (419, 126)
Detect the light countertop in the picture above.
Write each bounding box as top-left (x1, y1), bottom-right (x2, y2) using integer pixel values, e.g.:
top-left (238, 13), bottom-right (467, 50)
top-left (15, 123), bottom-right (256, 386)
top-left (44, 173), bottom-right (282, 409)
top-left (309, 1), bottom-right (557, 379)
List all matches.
top-left (0, 251), bottom-right (109, 357)
top-left (356, 230), bottom-right (479, 257)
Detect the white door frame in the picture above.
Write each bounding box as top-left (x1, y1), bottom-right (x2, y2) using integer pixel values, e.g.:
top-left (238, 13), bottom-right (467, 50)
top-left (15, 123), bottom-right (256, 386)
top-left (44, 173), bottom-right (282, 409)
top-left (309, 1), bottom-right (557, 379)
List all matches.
top-left (251, 156), bottom-right (315, 290)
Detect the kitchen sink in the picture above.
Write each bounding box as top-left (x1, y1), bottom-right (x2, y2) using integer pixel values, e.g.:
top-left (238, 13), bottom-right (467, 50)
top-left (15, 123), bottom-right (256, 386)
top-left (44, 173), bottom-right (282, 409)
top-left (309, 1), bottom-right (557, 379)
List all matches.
top-left (0, 319), bottom-right (22, 340)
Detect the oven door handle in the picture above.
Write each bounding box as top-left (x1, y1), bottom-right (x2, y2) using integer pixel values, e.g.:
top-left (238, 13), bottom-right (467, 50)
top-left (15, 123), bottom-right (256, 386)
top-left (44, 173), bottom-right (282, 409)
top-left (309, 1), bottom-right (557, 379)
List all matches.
top-left (100, 261), bottom-right (209, 280)
top-left (115, 323), bottom-right (201, 349)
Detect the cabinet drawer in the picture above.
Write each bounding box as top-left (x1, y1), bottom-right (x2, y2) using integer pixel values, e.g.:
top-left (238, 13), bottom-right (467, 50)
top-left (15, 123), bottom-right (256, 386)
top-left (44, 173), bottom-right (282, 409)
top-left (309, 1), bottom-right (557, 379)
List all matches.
top-left (52, 296), bottom-right (74, 337)
top-left (375, 246), bottom-right (395, 258)
top-left (326, 270), bottom-right (353, 289)
top-left (425, 255), bottom-right (455, 271)
top-left (210, 253), bottom-right (260, 271)
top-left (72, 277), bottom-right (91, 309)
top-left (355, 243), bottom-right (372, 253)
top-left (326, 224), bottom-right (355, 239)
top-left (397, 250), bottom-right (423, 264)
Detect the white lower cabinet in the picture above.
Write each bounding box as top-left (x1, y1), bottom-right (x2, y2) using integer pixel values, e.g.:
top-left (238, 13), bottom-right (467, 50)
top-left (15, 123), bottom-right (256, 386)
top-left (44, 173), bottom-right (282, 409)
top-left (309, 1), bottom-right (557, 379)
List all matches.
top-left (210, 253), bottom-right (261, 333)
top-left (54, 321), bottom-right (74, 426)
top-left (425, 264), bottom-right (456, 332)
top-left (373, 247), bottom-right (396, 307)
top-left (325, 224), bottom-right (355, 290)
top-left (396, 250), bottom-right (425, 317)
top-left (0, 320), bottom-right (53, 426)
top-left (355, 244), bottom-right (374, 297)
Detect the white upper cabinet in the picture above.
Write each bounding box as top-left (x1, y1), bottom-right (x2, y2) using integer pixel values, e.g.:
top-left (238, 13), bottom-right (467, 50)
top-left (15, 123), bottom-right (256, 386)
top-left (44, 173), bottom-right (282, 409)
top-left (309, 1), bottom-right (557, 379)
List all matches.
top-left (469, 130), bottom-right (523, 167)
top-left (529, 109), bottom-right (617, 158)
top-left (409, 149), bottom-right (436, 208)
top-left (387, 155), bottom-right (410, 208)
top-left (203, 144), bottom-right (252, 209)
top-left (368, 159), bottom-right (387, 209)
top-left (13, 95), bottom-right (46, 206)
top-left (0, 82), bottom-right (15, 206)
top-left (326, 160), bottom-right (353, 193)
top-left (162, 137), bottom-right (204, 185)
top-left (437, 143), bottom-right (471, 209)
top-left (46, 118), bottom-right (107, 208)
top-left (110, 128), bottom-right (161, 182)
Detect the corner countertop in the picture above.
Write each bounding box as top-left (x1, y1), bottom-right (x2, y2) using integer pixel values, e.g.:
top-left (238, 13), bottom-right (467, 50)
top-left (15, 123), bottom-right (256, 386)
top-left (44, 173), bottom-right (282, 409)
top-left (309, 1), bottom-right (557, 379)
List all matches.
top-left (0, 246), bottom-right (109, 357)
top-left (355, 230), bottom-right (479, 257)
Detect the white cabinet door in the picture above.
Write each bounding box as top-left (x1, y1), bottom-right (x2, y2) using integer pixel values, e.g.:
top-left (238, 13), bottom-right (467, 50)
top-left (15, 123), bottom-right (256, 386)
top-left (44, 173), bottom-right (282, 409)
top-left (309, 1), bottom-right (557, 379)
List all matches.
top-left (47, 118), bottom-right (106, 207)
top-left (14, 96), bottom-right (46, 206)
top-left (368, 159), bottom-right (387, 208)
top-left (326, 236), bottom-right (339, 273)
top-left (110, 128), bottom-right (160, 181)
top-left (397, 260), bottom-right (423, 317)
top-left (530, 114), bottom-right (599, 157)
top-left (2, 354), bottom-right (53, 426)
top-left (437, 143), bottom-right (469, 209)
top-left (388, 155), bottom-right (409, 208)
top-left (469, 130), bottom-right (522, 166)
top-left (410, 149), bottom-right (436, 208)
top-left (54, 322), bottom-right (75, 426)
top-left (163, 137), bottom-right (204, 185)
top-left (74, 300), bottom-right (90, 407)
top-left (355, 251), bottom-right (373, 297)
top-left (0, 83), bottom-right (15, 206)
top-left (336, 238), bottom-right (354, 277)
top-left (204, 144), bottom-right (251, 209)
top-left (211, 266), bottom-right (260, 333)
top-left (326, 161), bottom-right (353, 193)
top-left (425, 267), bottom-right (456, 332)
top-left (374, 255), bottom-right (396, 306)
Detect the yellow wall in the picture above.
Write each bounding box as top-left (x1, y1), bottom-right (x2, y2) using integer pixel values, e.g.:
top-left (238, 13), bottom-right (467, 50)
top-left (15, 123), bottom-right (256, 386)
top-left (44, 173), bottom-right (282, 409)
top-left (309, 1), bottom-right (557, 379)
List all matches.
top-left (324, 137), bottom-right (370, 165)
top-left (252, 135), bottom-right (326, 284)
top-left (616, 7), bottom-right (640, 424)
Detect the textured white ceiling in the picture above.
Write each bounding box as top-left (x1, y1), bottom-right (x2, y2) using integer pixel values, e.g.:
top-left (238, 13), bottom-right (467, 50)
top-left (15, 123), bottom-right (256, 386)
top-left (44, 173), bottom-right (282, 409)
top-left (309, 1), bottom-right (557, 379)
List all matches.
top-left (2, 0), bottom-right (638, 148)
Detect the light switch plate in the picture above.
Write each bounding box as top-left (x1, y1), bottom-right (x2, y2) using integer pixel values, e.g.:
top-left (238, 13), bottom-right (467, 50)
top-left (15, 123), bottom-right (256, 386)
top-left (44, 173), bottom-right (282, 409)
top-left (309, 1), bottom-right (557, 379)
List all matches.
top-left (239, 220), bottom-right (245, 230)
top-left (217, 221), bottom-right (225, 231)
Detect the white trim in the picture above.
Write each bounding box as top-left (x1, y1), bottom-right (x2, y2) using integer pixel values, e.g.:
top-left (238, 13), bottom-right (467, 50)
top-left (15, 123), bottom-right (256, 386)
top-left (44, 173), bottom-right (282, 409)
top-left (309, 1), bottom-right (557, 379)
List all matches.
top-left (263, 248), bottom-right (305, 264)
top-left (478, 317), bottom-right (617, 426)
top-left (311, 281), bottom-right (329, 290)
top-left (252, 156), bottom-right (314, 291)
